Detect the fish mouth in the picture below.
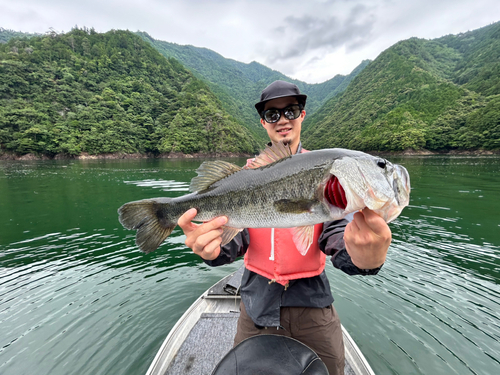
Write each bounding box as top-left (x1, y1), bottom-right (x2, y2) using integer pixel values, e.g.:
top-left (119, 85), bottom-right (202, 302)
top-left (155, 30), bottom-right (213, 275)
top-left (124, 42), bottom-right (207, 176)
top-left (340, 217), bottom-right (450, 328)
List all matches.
top-left (393, 164), bottom-right (411, 207)
top-left (325, 175), bottom-right (347, 210)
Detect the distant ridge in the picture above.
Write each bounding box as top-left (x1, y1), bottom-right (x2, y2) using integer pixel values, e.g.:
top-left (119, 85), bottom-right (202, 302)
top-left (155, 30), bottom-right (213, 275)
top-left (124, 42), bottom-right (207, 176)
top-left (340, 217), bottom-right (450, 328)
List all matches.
top-left (136, 31), bottom-right (369, 140)
top-left (0, 27), bottom-right (41, 43)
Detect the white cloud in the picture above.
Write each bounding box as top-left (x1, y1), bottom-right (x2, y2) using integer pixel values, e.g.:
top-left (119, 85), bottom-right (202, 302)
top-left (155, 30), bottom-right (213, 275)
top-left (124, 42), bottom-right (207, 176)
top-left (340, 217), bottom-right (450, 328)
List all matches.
top-left (0, 0), bottom-right (498, 83)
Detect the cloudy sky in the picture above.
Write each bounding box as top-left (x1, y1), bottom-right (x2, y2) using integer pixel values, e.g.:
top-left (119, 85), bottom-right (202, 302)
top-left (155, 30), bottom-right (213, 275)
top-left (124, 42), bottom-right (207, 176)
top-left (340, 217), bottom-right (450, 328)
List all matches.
top-left (1, 0), bottom-right (498, 83)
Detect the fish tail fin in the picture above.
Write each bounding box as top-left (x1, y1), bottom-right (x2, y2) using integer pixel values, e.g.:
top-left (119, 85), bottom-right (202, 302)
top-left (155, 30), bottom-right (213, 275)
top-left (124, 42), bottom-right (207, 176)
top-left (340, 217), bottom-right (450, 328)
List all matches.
top-left (118, 198), bottom-right (176, 254)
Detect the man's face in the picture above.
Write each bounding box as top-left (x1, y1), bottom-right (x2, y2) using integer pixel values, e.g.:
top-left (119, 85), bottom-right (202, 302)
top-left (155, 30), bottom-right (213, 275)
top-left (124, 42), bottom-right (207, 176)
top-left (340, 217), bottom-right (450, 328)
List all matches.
top-left (260, 96), bottom-right (305, 153)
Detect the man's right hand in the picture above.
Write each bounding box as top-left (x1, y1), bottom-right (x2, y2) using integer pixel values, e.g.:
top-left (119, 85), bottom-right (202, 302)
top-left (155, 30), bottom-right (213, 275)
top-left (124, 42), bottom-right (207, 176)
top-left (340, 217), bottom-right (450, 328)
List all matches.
top-left (177, 208), bottom-right (228, 260)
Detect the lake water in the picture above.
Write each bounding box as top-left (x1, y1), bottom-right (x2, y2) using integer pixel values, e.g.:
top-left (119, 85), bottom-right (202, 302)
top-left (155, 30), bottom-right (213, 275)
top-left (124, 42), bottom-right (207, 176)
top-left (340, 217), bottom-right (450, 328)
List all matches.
top-left (1, 156), bottom-right (499, 375)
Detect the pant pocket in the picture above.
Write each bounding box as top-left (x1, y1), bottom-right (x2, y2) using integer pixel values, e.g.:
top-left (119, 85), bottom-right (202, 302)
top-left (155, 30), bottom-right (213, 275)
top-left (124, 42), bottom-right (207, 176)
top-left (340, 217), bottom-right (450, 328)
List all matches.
top-left (297, 306), bottom-right (333, 330)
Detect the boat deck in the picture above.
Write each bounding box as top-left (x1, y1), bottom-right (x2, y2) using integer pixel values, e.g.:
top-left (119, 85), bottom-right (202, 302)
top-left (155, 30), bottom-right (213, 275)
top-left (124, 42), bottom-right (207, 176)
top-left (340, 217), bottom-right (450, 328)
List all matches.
top-left (146, 268), bottom-right (374, 375)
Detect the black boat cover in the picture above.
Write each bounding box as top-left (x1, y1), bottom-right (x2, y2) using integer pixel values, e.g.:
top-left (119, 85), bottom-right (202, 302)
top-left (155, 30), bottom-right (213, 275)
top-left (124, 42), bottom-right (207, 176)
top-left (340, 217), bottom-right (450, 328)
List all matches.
top-left (211, 334), bottom-right (329, 374)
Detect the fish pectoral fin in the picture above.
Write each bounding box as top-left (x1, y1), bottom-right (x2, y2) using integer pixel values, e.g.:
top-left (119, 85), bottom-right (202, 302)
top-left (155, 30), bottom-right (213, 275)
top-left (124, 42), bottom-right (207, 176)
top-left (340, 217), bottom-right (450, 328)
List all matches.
top-left (221, 226), bottom-right (243, 247)
top-left (291, 225), bottom-right (315, 256)
top-left (190, 161), bottom-right (242, 192)
top-left (245, 141), bottom-right (293, 169)
top-left (273, 199), bottom-right (316, 214)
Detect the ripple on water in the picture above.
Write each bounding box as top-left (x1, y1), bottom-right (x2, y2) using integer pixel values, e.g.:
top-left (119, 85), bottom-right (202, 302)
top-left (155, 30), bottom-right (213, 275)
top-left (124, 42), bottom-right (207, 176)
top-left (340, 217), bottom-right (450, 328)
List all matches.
top-left (2, 156), bottom-right (500, 375)
top-left (124, 179), bottom-right (189, 192)
top-left (330, 214), bottom-right (500, 375)
top-left (0, 227), bottom-right (215, 374)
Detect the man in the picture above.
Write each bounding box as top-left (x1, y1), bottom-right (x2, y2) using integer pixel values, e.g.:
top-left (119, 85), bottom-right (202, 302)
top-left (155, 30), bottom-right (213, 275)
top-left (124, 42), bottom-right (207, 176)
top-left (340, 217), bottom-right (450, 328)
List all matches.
top-left (178, 81), bottom-right (391, 375)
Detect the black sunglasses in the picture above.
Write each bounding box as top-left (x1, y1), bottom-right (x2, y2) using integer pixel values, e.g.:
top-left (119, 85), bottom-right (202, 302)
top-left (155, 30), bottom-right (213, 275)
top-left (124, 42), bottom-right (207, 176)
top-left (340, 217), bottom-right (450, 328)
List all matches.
top-left (261, 104), bottom-right (303, 123)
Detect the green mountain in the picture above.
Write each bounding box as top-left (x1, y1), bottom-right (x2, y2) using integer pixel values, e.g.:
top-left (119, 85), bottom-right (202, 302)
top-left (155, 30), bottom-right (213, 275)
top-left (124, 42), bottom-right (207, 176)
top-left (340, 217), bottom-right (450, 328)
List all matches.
top-left (0, 28), bottom-right (260, 157)
top-left (438, 23), bottom-right (500, 96)
top-left (2, 21), bottom-right (499, 155)
top-left (0, 27), bottom-right (40, 43)
top-left (303, 22), bottom-right (500, 152)
top-left (136, 31), bottom-right (369, 140)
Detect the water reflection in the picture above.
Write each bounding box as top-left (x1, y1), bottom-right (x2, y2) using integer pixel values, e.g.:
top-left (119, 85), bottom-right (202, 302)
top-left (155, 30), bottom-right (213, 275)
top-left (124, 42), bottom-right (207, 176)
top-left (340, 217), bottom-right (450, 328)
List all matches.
top-left (124, 179), bottom-right (190, 191)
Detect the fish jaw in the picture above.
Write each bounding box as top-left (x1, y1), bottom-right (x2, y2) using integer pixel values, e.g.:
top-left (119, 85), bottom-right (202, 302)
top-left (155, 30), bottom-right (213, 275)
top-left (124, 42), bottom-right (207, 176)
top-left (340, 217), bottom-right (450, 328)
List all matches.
top-left (328, 156), bottom-right (391, 211)
top-left (380, 164), bottom-right (411, 222)
top-left (393, 164), bottom-right (411, 207)
top-left (327, 156), bottom-right (410, 222)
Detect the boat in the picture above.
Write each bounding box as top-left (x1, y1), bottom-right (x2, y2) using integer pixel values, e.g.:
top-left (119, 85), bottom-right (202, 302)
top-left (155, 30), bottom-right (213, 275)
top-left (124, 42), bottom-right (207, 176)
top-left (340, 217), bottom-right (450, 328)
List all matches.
top-left (146, 266), bottom-right (376, 375)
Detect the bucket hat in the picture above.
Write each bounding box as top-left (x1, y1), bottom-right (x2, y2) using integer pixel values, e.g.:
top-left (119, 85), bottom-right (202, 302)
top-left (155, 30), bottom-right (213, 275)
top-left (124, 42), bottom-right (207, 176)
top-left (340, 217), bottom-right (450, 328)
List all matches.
top-left (255, 80), bottom-right (307, 115)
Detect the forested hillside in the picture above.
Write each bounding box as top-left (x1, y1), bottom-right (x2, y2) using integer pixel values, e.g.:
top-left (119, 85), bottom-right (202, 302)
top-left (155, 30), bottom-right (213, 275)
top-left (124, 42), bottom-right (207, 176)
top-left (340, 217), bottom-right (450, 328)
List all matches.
top-left (2, 21), bottom-right (499, 157)
top-left (136, 31), bottom-right (369, 138)
top-left (0, 28), bottom-right (260, 157)
top-left (303, 22), bottom-right (500, 152)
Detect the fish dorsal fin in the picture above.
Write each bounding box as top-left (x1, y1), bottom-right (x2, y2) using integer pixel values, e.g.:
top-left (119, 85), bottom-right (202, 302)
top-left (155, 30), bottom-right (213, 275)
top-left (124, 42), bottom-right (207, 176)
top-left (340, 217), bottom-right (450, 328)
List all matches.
top-left (291, 225), bottom-right (315, 256)
top-left (245, 141), bottom-right (293, 170)
top-left (189, 161), bottom-right (242, 192)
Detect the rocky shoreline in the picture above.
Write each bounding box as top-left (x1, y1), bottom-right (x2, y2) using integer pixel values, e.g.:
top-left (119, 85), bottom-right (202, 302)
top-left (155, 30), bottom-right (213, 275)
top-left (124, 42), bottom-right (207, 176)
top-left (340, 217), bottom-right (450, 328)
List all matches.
top-left (369, 148), bottom-right (500, 156)
top-left (1, 148), bottom-right (498, 161)
top-left (0, 151), bottom-right (254, 161)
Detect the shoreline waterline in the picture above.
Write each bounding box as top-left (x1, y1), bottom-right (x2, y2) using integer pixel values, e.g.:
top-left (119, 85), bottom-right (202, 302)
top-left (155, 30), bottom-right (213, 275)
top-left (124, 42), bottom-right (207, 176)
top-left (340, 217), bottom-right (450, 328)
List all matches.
top-left (0, 151), bottom-right (254, 161)
top-left (1, 148), bottom-right (499, 161)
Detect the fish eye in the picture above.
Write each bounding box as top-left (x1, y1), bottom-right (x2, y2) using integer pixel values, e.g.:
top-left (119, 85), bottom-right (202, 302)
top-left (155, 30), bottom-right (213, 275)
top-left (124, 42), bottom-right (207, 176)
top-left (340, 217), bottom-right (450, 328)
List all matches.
top-left (377, 159), bottom-right (387, 169)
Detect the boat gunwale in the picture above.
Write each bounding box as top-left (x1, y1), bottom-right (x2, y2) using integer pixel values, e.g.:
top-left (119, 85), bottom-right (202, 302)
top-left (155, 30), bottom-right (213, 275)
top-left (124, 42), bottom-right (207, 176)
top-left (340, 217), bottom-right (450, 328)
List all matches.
top-left (145, 289), bottom-right (211, 375)
top-left (145, 271), bottom-right (376, 375)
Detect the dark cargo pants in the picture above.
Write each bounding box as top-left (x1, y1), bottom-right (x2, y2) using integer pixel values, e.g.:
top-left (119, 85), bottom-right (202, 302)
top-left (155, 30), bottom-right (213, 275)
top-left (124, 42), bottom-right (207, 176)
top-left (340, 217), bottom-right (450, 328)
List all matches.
top-left (234, 301), bottom-right (345, 375)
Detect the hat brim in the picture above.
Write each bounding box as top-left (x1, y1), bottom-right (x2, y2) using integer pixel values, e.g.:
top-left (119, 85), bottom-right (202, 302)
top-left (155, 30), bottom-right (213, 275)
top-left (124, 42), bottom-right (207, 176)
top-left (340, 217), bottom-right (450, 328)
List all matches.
top-left (255, 94), bottom-right (307, 115)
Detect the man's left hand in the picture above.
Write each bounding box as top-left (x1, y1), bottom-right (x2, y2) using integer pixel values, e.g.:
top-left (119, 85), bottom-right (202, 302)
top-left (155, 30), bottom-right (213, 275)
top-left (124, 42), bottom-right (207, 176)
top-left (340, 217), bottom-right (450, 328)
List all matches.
top-left (344, 208), bottom-right (392, 270)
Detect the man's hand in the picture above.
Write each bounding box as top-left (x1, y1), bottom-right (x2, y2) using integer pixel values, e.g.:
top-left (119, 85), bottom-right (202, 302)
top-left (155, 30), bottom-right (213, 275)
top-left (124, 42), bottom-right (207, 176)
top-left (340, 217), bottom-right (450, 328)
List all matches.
top-left (177, 208), bottom-right (227, 261)
top-left (344, 208), bottom-right (392, 270)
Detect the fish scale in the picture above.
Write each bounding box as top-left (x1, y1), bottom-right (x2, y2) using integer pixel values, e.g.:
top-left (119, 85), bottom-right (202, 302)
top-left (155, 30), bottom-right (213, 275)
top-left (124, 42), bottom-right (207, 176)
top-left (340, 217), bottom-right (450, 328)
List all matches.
top-left (175, 157), bottom-right (332, 228)
top-left (118, 144), bottom-right (410, 254)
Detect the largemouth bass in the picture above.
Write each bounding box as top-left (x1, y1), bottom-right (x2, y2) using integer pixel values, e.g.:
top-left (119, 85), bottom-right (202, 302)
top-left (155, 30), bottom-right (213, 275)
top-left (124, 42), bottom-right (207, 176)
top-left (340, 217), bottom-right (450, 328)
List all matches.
top-left (118, 142), bottom-right (410, 254)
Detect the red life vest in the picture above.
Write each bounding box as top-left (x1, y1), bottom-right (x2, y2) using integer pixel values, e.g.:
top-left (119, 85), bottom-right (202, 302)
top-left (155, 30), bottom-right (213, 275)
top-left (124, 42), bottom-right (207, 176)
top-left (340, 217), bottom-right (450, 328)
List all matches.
top-left (244, 226), bottom-right (326, 286)
top-left (243, 146), bottom-right (326, 286)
